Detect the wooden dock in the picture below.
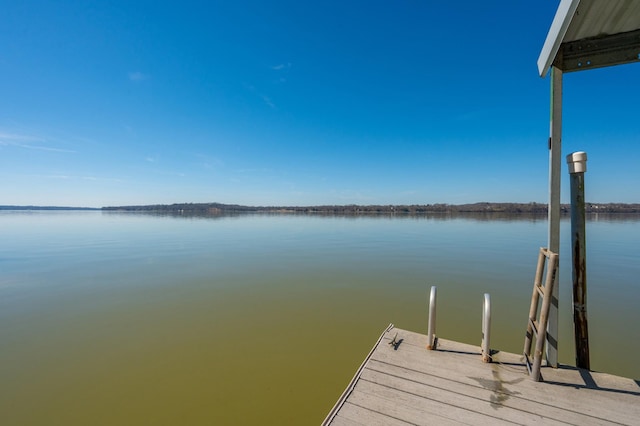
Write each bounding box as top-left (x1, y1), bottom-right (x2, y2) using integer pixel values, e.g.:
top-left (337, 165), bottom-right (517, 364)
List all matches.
top-left (323, 324), bottom-right (640, 425)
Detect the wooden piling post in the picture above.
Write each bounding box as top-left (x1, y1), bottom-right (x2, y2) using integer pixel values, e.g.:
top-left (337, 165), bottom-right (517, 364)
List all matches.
top-left (567, 151), bottom-right (590, 370)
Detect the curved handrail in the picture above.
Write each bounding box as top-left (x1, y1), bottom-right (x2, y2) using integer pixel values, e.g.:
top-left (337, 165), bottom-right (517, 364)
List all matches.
top-left (427, 286), bottom-right (437, 349)
top-left (482, 293), bottom-right (492, 362)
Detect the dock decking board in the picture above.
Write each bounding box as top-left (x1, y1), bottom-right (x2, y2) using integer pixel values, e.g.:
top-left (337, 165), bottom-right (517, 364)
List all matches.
top-left (323, 325), bottom-right (640, 425)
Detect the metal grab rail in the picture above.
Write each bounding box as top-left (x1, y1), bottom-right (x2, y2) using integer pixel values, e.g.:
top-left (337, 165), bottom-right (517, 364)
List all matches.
top-left (426, 286), bottom-right (490, 361)
top-left (481, 293), bottom-right (492, 362)
top-left (427, 286), bottom-right (437, 349)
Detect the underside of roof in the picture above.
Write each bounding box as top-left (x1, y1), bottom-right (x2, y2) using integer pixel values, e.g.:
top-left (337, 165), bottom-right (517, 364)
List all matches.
top-left (538, 0), bottom-right (640, 77)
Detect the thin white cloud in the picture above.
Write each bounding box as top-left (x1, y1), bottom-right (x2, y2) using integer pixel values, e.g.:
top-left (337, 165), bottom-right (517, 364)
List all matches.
top-left (128, 71), bottom-right (148, 81)
top-left (195, 153), bottom-right (224, 169)
top-left (272, 62), bottom-right (292, 70)
top-left (271, 63), bottom-right (291, 84)
top-left (145, 169), bottom-right (186, 178)
top-left (0, 132), bottom-right (44, 142)
top-left (236, 167), bottom-right (274, 174)
top-left (160, 171), bottom-right (185, 177)
top-left (45, 174), bottom-right (72, 180)
top-left (0, 132), bottom-right (76, 153)
top-left (90, 176), bottom-right (125, 183)
top-left (31, 174), bottom-right (125, 183)
top-left (19, 144), bottom-right (75, 153)
top-left (243, 82), bottom-right (277, 108)
top-left (261, 95), bottom-right (276, 109)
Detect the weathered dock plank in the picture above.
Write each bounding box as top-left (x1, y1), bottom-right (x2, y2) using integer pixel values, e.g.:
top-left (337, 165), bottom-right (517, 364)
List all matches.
top-left (331, 402), bottom-right (409, 426)
top-left (323, 325), bottom-right (640, 425)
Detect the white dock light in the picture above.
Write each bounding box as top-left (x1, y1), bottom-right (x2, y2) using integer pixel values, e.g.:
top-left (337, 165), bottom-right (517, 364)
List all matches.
top-left (566, 151), bottom-right (587, 174)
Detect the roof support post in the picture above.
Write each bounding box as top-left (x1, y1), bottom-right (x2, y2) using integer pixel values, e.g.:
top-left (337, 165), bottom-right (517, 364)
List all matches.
top-left (546, 64), bottom-right (563, 368)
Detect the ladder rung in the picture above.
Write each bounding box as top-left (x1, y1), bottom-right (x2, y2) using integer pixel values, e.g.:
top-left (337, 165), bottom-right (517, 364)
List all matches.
top-left (529, 318), bottom-right (539, 336)
top-left (535, 284), bottom-right (544, 297)
top-left (524, 353), bottom-right (533, 374)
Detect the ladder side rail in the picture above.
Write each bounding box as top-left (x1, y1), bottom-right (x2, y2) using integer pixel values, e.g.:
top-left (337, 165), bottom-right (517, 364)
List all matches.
top-left (531, 251), bottom-right (560, 381)
top-left (524, 248), bottom-right (547, 357)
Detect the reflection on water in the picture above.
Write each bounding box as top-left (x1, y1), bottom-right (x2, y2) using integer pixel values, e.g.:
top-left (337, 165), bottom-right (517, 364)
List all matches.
top-left (104, 208), bottom-right (640, 223)
top-left (1, 211), bottom-right (639, 424)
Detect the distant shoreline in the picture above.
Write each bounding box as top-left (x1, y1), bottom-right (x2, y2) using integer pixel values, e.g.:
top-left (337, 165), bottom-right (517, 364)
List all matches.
top-left (0, 205), bottom-right (100, 211)
top-left (102, 201), bottom-right (640, 214)
top-left (3, 202), bottom-right (640, 214)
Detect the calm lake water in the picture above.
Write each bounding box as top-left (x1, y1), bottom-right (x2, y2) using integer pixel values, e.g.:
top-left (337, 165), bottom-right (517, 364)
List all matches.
top-left (1, 211), bottom-right (639, 424)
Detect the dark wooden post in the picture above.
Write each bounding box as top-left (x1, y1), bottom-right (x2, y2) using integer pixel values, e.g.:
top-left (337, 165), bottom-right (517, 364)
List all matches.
top-left (566, 151), bottom-right (590, 370)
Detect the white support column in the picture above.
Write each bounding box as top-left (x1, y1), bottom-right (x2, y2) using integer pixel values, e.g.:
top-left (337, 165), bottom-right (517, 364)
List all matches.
top-left (546, 65), bottom-right (563, 368)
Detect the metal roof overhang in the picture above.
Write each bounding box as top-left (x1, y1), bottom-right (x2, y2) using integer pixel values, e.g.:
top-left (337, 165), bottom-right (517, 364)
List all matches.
top-left (536, 0), bottom-right (640, 369)
top-left (538, 0), bottom-right (640, 77)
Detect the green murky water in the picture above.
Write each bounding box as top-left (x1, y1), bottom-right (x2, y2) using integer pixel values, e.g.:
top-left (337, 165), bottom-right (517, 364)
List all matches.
top-left (1, 211), bottom-right (638, 424)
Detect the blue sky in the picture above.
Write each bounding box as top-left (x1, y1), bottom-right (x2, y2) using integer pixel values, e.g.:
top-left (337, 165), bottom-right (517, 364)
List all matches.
top-left (1, 1), bottom-right (639, 208)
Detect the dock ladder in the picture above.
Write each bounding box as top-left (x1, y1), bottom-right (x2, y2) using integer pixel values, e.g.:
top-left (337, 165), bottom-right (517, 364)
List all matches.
top-left (523, 247), bottom-right (559, 381)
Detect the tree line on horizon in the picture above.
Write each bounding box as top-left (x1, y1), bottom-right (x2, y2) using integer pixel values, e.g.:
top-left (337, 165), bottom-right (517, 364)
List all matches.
top-left (100, 202), bottom-right (640, 215)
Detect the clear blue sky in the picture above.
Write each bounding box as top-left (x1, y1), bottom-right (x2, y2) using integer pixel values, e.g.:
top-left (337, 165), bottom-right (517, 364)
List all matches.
top-left (1, 1), bottom-right (639, 208)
